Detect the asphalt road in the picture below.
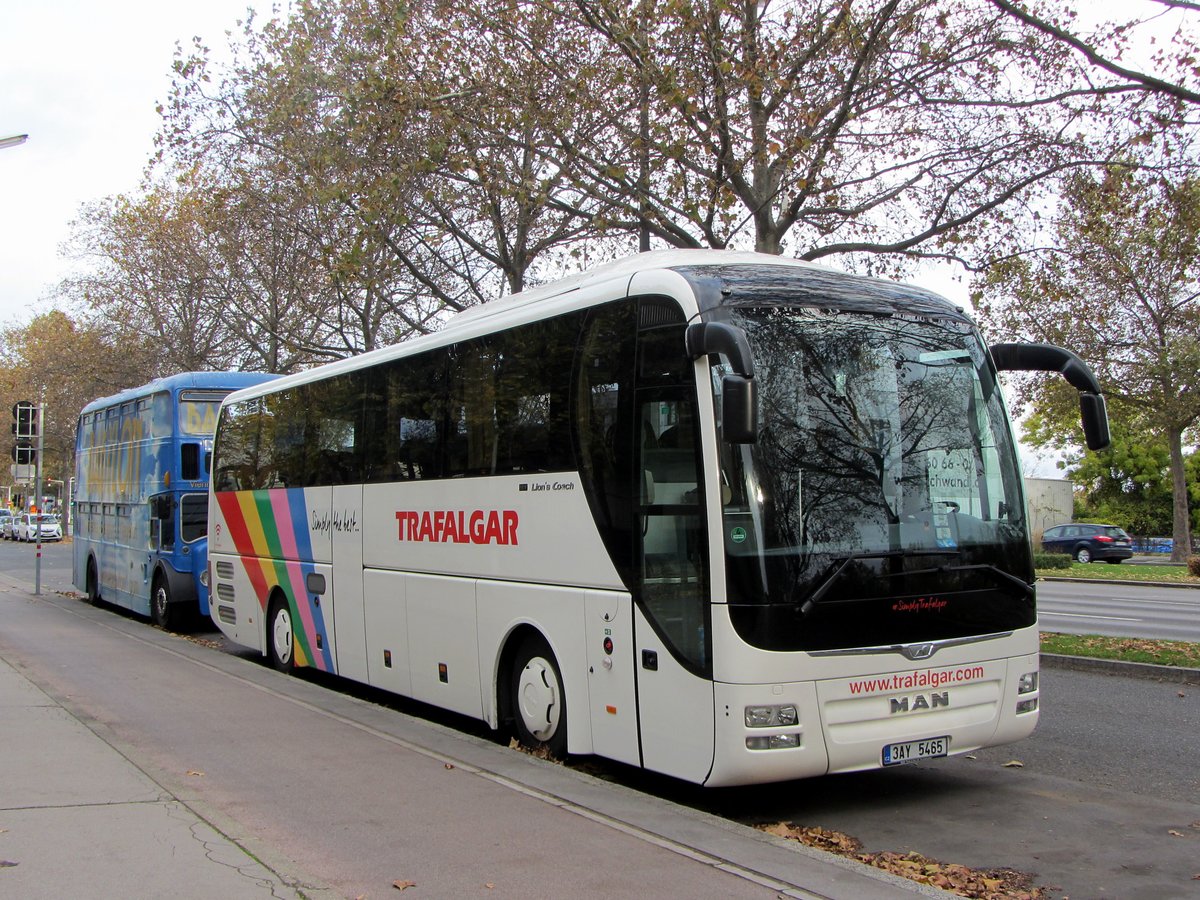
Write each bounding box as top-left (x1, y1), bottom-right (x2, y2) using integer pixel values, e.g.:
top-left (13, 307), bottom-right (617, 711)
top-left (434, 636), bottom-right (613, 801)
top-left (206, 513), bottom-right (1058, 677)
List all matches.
top-left (5, 540), bottom-right (1199, 898)
top-left (1037, 577), bottom-right (1200, 642)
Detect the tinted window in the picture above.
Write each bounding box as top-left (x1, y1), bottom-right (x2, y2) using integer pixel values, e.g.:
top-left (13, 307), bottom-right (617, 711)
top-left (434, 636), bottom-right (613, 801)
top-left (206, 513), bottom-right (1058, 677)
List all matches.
top-left (215, 376), bottom-right (365, 490)
top-left (360, 313), bottom-right (580, 483)
top-left (181, 493), bottom-right (207, 542)
top-left (214, 399), bottom-right (267, 492)
top-left (445, 320), bottom-right (577, 477)
top-left (181, 443), bottom-right (201, 481)
top-left (362, 349), bottom-right (449, 482)
top-left (304, 375), bottom-right (364, 486)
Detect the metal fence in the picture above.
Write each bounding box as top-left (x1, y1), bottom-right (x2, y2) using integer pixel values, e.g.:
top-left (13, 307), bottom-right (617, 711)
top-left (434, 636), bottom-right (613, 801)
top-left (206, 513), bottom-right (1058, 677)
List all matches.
top-left (1128, 535), bottom-right (1200, 555)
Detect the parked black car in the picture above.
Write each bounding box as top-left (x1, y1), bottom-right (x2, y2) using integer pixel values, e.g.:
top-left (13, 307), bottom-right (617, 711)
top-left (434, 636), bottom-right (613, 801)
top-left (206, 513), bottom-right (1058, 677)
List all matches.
top-left (1041, 523), bottom-right (1134, 564)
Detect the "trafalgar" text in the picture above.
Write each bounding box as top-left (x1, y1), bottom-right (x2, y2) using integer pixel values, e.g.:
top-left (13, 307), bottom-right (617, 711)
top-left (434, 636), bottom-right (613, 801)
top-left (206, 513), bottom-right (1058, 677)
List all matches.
top-left (395, 509), bottom-right (519, 545)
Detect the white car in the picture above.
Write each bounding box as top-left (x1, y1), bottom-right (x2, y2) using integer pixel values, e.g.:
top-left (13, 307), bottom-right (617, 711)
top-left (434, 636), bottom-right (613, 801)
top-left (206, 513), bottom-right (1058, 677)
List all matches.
top-left (17, 514), bottom-right (62, 542)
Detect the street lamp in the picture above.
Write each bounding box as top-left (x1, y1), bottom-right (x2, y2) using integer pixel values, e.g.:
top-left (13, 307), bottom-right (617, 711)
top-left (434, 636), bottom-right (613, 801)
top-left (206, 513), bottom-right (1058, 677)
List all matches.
top-left (0, 134), bottom-right (29, 150)
top-left (46, 479), bottom-right (64, 512)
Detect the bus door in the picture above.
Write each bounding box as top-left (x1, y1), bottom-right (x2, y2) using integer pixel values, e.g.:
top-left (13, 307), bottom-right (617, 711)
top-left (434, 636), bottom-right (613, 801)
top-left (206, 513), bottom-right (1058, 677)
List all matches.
top-left (632, 335), bottom-right (715, 782)
top-left (577, 296), bottom-right (715, 780)
top-left (331, 483), bottom-right (367, 681)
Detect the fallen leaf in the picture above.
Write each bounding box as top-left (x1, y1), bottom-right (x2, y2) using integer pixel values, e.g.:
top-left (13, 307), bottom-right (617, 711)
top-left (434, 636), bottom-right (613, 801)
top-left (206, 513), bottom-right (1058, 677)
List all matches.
top-left (964, 754), bottom-right (977, 760)
top-left (756, 822), bottom-right (1048, 896)
top-left (1179, 691), bottom-right (1187, 698)
top-left (0, 861), bottom-right (18, 868)
top-left (186, 770), bottom-right (205, 777)
top-left (444, 763), bottom-right (454, 770)
top-left (393, 880), bottom-right (417, 891)
top-left (485, 883), bottom-right (495, 889)
top-left (1002, 760), bottom-right (1025, 768)
top-left (1169, 830), bottom-right (1185, 837)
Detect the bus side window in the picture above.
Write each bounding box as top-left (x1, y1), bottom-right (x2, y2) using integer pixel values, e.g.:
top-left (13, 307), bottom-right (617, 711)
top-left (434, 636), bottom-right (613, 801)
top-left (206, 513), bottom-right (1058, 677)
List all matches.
top-left (181, 443), bottom-right (201, 481)
top-left (149, 494), bottom-right (175, 550)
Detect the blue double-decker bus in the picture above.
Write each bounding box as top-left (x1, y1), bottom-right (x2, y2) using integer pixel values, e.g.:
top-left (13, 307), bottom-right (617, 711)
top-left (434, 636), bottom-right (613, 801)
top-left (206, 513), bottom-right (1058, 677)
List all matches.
top-left (73, 372), bottom-right (277, 629)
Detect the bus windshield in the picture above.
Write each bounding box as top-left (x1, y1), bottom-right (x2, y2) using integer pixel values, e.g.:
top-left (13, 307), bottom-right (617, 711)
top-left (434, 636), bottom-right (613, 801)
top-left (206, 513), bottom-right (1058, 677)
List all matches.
top-left (179, 394), bottom-right (225, 436)
top-left (716, 306), bottom-right (1033, 652)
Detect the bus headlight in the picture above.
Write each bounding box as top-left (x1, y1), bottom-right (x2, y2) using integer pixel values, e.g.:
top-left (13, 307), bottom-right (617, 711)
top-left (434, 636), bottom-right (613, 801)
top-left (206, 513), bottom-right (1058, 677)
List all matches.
top-left (744, 704), bottom-right (798, 728)
top-left (1018, 672), bottom-right (1038, 694)
top-left (746, 734), bottom-right (801, 750)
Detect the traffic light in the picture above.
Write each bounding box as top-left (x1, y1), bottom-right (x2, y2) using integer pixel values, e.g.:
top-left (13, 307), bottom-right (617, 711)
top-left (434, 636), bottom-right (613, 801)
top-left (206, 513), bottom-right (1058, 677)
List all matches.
top-left (12, 401), bottom-right (37, 439)
top-left (11, 401), bottom-right (37, 467)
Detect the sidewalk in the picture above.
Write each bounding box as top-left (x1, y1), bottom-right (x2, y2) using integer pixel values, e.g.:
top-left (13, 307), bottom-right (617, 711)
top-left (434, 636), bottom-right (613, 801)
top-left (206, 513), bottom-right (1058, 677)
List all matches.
top-left (0, 653), bottom-right (306, 899)
top-left (0, 581), bottom-right (943, 900)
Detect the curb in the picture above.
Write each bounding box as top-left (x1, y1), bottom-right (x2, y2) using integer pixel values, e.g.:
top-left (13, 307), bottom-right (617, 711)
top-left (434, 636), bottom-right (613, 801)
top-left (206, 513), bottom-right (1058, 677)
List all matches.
top-left (1041, 652), bottom-right (1200, 684)
top-left (1038, 575), bottom-right (1200, 589)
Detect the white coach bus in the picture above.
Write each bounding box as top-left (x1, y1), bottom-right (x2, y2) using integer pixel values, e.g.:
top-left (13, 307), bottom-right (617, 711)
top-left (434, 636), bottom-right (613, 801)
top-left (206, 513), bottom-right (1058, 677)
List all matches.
top-left (207, 250), bottom-right (1108, 786)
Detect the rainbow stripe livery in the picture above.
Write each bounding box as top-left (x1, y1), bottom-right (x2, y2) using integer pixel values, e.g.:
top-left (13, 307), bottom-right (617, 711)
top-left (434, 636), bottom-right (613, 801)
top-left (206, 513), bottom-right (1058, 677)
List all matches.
top-left (216, 489), bottom-right (335, 672)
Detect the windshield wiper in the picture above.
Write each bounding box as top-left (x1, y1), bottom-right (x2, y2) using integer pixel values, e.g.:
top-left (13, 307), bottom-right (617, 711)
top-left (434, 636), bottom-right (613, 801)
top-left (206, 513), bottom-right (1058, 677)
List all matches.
top-left (932, 562), bottom-right (1034, 599)
top-left (799, 549), bottom-right (959, 618)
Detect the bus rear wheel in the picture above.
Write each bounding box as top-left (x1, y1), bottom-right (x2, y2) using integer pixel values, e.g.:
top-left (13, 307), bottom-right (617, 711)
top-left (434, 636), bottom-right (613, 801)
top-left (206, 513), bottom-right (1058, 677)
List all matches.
top-left (86, 559), bottom-right (101, 606)
top-left (267, 596), bottom-right (295, 673)
top-left (510, 634), bottom-right (567, 759)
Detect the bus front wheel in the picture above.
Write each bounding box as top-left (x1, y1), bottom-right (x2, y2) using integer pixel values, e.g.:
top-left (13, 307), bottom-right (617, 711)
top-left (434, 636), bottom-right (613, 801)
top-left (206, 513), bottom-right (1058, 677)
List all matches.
top-left (510, 634), bottom-right (567, 759)
top-left (151, 575), bottom-right (181, 632)
top-left (267, 596), bottom-right (295, 673)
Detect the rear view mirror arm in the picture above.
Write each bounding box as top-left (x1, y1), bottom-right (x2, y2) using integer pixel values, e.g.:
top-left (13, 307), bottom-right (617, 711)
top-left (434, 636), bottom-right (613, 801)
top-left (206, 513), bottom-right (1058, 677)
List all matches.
top-left (989, 342), bottom-right (1111, 452)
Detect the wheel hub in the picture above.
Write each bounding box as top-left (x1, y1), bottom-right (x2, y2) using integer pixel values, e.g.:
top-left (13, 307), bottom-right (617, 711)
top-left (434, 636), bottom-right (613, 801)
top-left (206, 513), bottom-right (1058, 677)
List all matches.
top-left (273, 609), bottom-right (293, 664)
top-left (517, 657), bottom-right (560, 742)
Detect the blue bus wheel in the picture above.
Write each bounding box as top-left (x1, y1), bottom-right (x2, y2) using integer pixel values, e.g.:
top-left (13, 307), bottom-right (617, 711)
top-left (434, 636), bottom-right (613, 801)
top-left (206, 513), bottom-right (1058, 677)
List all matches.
top-left (86, 560), bottom-right (101, 607)
top-left (151, 576), bottom-right (181, 631)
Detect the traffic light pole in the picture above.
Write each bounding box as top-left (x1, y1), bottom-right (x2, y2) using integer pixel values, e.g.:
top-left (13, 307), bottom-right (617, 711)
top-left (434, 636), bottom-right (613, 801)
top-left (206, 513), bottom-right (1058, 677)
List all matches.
top-left (34, 402), bottom-right (43, 596)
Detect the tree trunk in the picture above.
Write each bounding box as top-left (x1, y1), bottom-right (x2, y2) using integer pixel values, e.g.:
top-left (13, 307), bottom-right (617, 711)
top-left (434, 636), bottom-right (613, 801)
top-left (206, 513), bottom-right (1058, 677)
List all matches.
top-left (1167, 426), bottom-right (1192, 563)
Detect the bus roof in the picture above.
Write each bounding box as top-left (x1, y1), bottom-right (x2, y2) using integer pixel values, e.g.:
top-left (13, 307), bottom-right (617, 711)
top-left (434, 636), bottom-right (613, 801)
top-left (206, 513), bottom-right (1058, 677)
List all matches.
top-left (219, 249), bottom-right (959, 405)
top-left (80, 371), bottom-right (278, 416)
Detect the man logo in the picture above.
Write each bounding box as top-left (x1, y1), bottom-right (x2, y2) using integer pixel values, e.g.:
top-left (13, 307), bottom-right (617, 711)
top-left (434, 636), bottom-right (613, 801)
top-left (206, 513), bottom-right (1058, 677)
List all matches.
top-left (901, 643), bottom-right (936, 661)
top-left (890, 692), bottom-right (950, 714)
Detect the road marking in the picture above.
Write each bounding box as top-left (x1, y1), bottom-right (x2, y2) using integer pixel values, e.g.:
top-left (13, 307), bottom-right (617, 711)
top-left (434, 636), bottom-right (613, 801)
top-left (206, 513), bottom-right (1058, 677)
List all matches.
top-left (1042, 612), bottom-right (1141, 622)
top-left (1111, 599), bottom-right (1200, 608)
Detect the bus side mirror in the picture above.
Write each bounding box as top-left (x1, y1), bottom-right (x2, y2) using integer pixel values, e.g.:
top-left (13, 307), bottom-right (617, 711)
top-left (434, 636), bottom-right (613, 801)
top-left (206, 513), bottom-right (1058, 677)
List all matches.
top-left (989, 342), bottom-right (1111, 452)
top-left (1078, 391), bottom-right (1110, 452)
top-left (721, 375), bottom-right (757, 444)
top-left (686, 321), bottom-right (758, 444)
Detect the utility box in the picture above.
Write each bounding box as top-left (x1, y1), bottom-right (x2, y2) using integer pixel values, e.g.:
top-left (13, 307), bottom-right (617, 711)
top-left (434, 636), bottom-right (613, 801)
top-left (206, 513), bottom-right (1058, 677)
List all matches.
top-left (1024, 477), bottom-right (1073, 543)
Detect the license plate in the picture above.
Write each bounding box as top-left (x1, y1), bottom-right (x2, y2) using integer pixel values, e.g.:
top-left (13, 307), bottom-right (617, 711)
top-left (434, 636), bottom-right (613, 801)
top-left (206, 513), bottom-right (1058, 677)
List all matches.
top-left (882, 736), bottom-right (949, 766)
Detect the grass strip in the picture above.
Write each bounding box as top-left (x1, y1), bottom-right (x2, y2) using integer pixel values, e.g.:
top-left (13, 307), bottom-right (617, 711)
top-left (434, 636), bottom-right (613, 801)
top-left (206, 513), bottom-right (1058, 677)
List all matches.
top-left (1036, 562), bottom-right (1200, 584)
top-left (1041, 631), bottom-right (1200, 668)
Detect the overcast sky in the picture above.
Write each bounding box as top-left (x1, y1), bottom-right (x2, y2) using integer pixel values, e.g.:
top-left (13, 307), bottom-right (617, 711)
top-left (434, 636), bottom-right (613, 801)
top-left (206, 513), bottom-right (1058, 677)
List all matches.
top-left (0, 0), bottom-right (264, 326)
